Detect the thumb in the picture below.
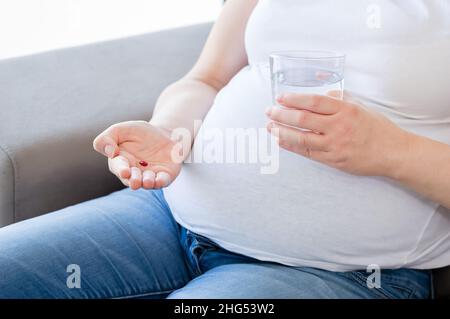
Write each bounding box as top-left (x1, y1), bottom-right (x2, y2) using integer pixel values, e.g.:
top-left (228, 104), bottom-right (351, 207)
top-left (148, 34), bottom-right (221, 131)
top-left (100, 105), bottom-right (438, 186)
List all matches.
top-left (93, 134), bottom-right (119, 158)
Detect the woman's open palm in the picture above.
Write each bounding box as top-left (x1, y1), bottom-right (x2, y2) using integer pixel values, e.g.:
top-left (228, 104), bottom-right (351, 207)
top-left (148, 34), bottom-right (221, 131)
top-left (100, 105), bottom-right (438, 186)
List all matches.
top-left (93, 121), bottom-right (182, 190)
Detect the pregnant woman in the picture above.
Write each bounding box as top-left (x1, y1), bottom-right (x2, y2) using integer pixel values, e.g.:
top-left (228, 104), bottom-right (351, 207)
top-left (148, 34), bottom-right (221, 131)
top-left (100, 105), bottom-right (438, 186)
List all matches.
top-left (0, 0), bottom-right (449, 299)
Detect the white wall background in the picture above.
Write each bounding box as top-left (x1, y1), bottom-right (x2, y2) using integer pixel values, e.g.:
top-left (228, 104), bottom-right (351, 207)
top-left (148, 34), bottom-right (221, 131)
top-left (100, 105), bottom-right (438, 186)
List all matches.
top-left (0, 0), bottom-right (221, 60)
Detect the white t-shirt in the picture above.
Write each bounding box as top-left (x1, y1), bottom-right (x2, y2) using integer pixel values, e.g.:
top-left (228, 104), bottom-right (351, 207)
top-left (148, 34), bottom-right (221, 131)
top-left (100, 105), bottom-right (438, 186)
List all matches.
top-left (164, 0), bottom-right (450, 271)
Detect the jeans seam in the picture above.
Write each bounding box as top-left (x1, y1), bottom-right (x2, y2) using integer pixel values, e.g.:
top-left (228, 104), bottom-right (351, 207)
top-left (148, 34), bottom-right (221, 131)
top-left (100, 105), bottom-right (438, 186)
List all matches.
top-left (351, 271), bottom-right (422, 299)
top-left (350, 272), bottom-right (391, 299)
top-left (385, 283), bottom-right (414, 299)
top-left (189, 244), bottom-right (204, 276)
top-left (180, 228), bottom-right (203, 278)
top-left (112, 288), bottom-right (177, 299)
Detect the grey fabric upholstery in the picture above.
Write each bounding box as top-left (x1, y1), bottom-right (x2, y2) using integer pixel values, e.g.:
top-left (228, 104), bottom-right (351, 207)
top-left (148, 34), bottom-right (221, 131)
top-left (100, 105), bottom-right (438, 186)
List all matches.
top-left (0, 21), bottom-right (449, 299)
top-left (0, 149), bottom-right (14, 226)
top-left (0, 23), bottom-right (211, 225)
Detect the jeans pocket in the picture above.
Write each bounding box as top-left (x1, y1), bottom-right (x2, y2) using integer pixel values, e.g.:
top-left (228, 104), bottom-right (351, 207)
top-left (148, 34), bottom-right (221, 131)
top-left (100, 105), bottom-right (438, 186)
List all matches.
top-left (349, 269), bottom-right (428, 299)
top-left (380, 282), bottom-right (414, 299)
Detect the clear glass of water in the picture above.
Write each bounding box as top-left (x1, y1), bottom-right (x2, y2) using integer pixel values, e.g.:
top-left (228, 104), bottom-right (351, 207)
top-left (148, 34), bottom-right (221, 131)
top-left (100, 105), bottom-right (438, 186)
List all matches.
top-left (270, 50), bottom-right (345, 105)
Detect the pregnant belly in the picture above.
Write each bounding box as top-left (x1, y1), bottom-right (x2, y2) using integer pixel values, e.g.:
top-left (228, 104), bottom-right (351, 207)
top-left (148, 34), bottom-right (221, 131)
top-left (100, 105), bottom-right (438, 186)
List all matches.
top-left (165, 155), bottom-right (435, 270)
top-left (163, 64), bottom-right (437, 270)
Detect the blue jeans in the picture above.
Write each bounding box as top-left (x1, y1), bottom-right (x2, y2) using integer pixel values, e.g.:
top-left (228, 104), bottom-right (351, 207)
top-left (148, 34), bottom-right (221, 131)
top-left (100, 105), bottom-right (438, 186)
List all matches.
top-left (0, 188), bottom-right (432, 299)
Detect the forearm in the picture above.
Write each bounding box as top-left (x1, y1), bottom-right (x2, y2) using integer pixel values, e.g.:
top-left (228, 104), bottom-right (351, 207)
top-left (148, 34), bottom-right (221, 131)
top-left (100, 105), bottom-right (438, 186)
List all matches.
top-left (389, 132), bottom-right (450, 209)
top-left (149, 76), bottom-right (218, 142)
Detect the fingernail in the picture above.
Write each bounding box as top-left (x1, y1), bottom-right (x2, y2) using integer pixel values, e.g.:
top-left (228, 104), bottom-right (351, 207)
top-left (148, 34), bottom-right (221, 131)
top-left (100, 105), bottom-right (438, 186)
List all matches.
top-left (265, 107), bottom-right (272, 116)
top-left (157, 172), bottom-right (171, 188)
top-left (130, 167), bottom-right (141, 180)
top-left (104, 145), bottom-right (114, 158)
top-left (143, 170), bottom-right (156, 181)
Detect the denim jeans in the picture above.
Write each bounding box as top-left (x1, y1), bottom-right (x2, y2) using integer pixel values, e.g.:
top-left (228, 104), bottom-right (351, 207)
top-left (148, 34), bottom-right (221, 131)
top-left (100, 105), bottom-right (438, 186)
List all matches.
top-left (0, 188), bottom-right (432, 299)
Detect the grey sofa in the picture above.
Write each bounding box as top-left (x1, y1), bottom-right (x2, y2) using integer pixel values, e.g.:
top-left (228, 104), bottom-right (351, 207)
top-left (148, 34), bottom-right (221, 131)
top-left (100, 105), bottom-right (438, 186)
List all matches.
top-left (0, 24), bottom-right (211, 225)
top-left (0, 23), bottom-right (448, 298)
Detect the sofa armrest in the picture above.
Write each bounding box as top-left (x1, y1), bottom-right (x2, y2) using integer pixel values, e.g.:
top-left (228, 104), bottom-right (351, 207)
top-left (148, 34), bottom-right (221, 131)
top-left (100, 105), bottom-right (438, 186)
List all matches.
top-left (0, 23), bottom-right (211, 226)
top-left (0, 147), bottom-right (14, 226)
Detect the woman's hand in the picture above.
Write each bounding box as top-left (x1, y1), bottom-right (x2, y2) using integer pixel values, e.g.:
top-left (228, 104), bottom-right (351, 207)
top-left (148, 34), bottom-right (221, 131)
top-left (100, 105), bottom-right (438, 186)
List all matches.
top-left (93, 121), bottom-right (182, 190)
top-left (265, 91), bottom-right (412, 177)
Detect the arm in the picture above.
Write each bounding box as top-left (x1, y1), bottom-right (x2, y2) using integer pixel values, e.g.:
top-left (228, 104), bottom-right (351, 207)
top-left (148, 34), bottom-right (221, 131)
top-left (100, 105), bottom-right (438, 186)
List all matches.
top-left (93, 0), bottom-right (257, 189)
top-left (266, 92), bottom-right (450, 210)
top-left (391, 133), bottom-right (450, 209)
top-left (149, 0), bottom-right (258, 145)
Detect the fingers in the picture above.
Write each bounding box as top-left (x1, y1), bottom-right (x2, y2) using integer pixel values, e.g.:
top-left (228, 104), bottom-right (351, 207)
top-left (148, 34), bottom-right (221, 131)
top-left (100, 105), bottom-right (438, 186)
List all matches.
top-left (108, 157), bottom-right (130, 187)
top-left (277, 93), bottom-right (341, 115)
top-left (93, 121), bottom-right (146, 158)
top-left (139, 170), bottom-right (170, 189)
top-left (267, 122), bottom-right (329, 152)
top-left (142, 170), bottom-right (156, 189)
top-left (155, 171), bottom-right (171, 189)
top-left (108, 155), bottom-right (131, 179)
top-left (127, 168), bottom-right (171, 190)
top-left (266, 106), bottom-right (331, 133)
top-left (109, 155), bottom-right (170, 190)
top-left (129, 167), bottom-right (143, 190)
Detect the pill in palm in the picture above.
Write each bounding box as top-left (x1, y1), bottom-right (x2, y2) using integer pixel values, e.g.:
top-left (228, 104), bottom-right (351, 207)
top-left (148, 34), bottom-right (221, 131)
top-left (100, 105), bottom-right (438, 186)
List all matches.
top-left (139, 160), bottom-right (148, 167)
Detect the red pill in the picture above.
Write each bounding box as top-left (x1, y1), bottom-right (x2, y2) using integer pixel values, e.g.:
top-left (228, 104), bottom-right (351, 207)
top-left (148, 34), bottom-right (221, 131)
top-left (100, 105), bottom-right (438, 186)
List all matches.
top-left (139, 160), bottom-right (148, 167)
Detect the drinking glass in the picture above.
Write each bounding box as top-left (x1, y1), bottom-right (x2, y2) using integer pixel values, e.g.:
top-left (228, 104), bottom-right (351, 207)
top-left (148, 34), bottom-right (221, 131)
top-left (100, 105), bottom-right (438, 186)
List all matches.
top-left (270, 50), bottom-right (346, 105)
